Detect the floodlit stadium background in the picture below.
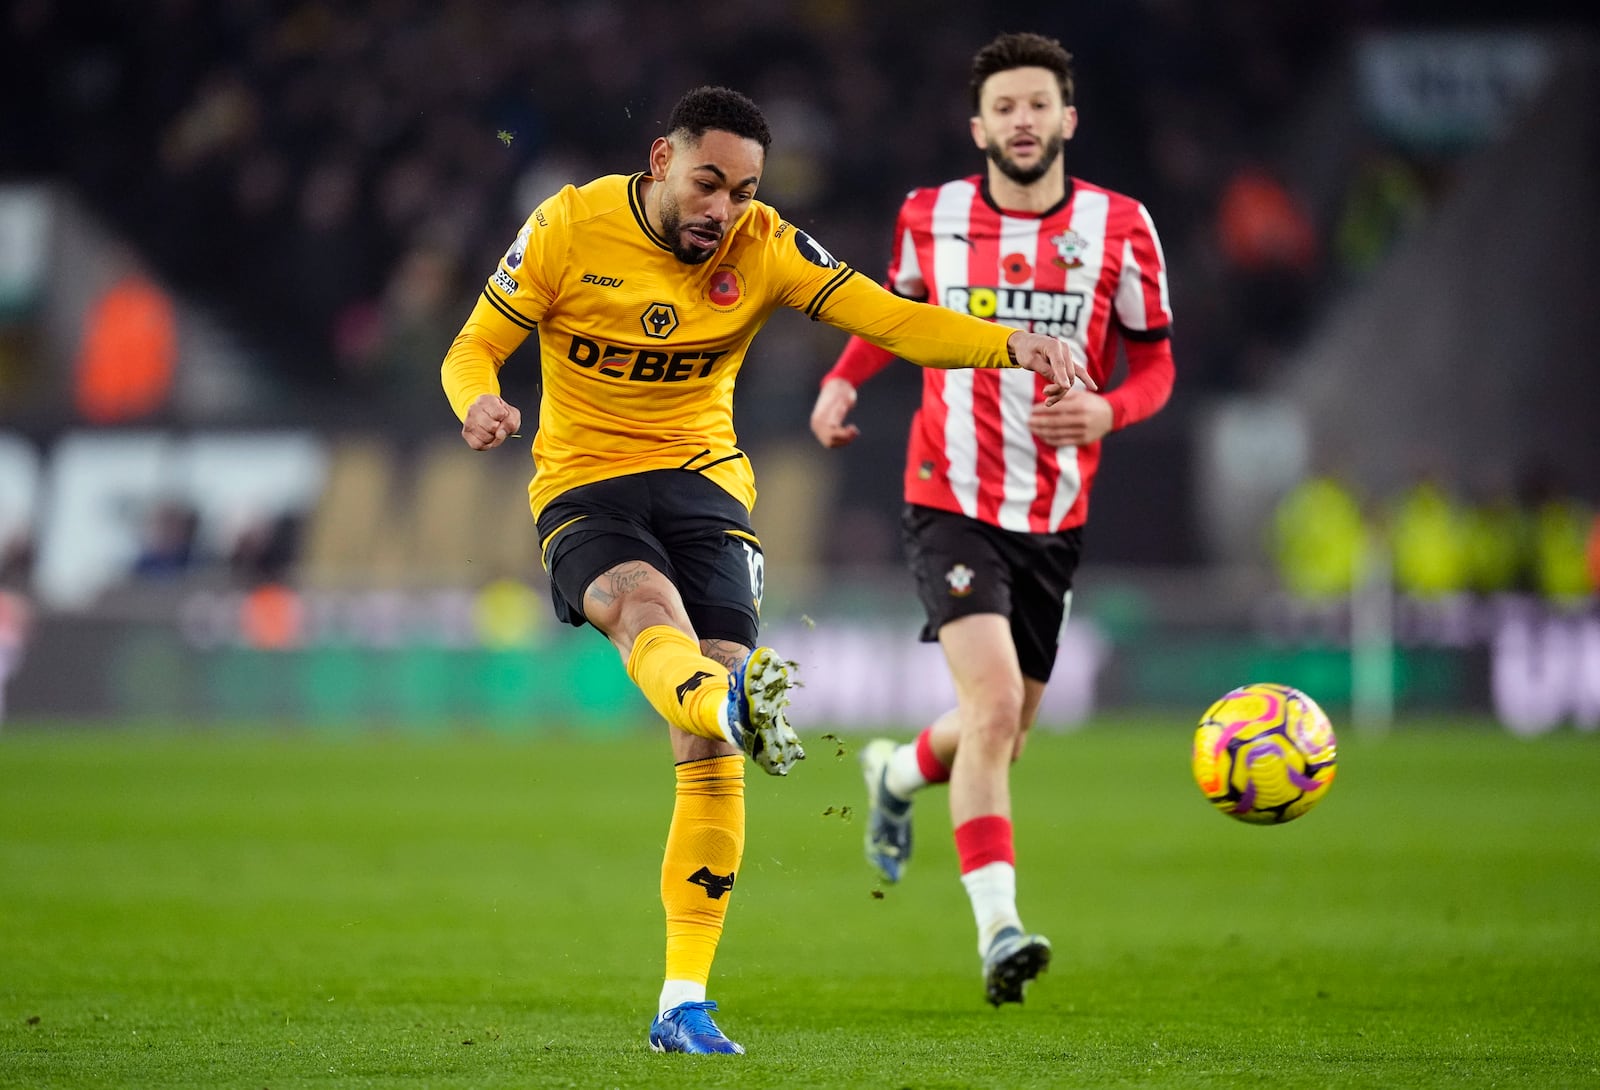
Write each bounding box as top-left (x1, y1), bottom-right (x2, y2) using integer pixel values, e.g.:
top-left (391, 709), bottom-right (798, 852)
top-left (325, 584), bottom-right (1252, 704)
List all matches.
top-left (1, 1), bottom-right (1596, 736)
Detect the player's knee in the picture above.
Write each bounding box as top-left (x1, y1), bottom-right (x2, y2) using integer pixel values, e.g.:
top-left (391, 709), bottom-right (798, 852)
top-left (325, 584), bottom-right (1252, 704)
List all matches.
top-left (963, 697), bottom-right (1026, 752)
top-left (613, 594), bottom-right (684, 643)
top-left (584, 561), bottom-right (681, 627)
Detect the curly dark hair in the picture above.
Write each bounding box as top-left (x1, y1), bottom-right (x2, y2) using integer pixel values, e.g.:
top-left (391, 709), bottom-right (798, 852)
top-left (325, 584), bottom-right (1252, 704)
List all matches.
top-left (665, 86), bottom-right (772, 151)
top-left (968, 32), bottom-right (1075, 111)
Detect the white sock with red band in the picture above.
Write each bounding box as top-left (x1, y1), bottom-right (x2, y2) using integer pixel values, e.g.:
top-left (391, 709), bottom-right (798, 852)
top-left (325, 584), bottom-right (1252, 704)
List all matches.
top-left (885, 725), bottom-right (951, 799)
top-left (884, 743), bottom-right (925, 800)
top-left (955, 815), bottom-right (1022, 954)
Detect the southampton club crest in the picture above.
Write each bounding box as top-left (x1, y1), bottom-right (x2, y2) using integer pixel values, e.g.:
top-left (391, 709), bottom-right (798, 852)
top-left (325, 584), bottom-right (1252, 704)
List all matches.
top-left (1050, 229), bottom-right (1088, 269)
top-left (945, 563), bottom-right (975, 597)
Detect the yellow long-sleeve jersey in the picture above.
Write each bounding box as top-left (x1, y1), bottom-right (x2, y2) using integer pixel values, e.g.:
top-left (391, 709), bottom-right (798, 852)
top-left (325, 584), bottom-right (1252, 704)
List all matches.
top-left (441, 172), bottom-right (1018, 519)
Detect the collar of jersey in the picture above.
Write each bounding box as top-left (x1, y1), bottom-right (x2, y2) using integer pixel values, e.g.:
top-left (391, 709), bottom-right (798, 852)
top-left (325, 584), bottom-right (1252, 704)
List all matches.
top-left (978, 175), bottom-right (1076, 220)
top-left (629, 173), bottom-right (675, 252)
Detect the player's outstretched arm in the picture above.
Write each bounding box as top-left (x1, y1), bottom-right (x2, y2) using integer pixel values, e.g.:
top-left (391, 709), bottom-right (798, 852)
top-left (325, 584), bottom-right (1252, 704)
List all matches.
top-left (805, 274), bottom-right (1090, 398)
top-left (462, 393), bottom-right (523, 451)
top-left (1006, 332), bottom-right (1096, 406)
top-left (809, 378), bottom-right (860, 449)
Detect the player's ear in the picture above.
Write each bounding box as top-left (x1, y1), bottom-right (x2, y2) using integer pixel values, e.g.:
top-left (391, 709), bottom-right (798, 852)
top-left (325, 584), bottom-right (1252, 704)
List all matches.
top-left (1061, 105), bottom-right (1079, 140)
top-left (969, 114), bottom-right (986, 152)
top-left (648, 136), bottom-right (673, 181)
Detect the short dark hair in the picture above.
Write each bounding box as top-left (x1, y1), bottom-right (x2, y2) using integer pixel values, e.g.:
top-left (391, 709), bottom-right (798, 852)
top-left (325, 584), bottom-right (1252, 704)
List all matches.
top-left (968, 32), bottom-right (1075, 111)
top-left (665, 86), bottom-right (772, 152)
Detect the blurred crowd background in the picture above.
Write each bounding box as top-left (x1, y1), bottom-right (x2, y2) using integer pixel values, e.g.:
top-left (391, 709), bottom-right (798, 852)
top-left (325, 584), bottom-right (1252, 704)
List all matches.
top-left (1, 0), bottom-right (1597, 730)
top-left (5, 0), bottom-right (1495, 412)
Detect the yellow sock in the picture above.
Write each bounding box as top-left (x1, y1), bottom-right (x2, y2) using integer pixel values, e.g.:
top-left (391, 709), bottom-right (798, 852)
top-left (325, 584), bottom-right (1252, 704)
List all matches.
top-left (626, 625), bottom-right (732, 743)
top-left (662, 755), bottom-right (746, 988)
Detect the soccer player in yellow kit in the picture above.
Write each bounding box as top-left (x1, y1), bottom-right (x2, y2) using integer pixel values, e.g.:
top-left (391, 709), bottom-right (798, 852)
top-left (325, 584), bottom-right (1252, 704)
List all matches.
top-left (441, 86), bottom-right (1091, 1055)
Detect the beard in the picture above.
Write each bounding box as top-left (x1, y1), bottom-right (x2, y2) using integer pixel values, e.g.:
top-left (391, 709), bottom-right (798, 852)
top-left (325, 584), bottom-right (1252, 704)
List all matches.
top-left (659, 195), bottom-right (723, 265)
top-left (985, 132), bottom-right (1064, 186)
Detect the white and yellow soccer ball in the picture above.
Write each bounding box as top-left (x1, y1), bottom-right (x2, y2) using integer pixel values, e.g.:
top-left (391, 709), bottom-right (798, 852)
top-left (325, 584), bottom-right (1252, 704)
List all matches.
top-left (1192, 682), bottom-right (1338, 825)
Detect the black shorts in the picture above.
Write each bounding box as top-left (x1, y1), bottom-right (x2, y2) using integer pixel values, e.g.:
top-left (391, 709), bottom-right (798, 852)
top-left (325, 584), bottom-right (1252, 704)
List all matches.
top-left (901, 503), bottom-right (1083, 683)
top-left (535, 469), bottom-right (764, 646)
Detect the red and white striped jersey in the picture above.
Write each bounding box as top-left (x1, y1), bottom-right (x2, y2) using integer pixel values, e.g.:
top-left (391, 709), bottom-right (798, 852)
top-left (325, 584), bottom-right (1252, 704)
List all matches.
top-left (826, 175), bottom-right (1175, 533)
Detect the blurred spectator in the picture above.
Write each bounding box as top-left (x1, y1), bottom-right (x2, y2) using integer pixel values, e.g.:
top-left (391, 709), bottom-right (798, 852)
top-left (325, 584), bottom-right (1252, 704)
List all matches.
top-left (1388, 473), bottom-right (1469, 598)
top-left (230, 513), bottom-right (301, 587)
top-left (131, 502), bottom-right (199, 579)
top-left (1334, 146), bottom-right (1430, 279)
top-left (1270, 473), bottom-right (1369, 600)
top-left (0, 532), bottom-right (32, 590)
top-left (1586, 512), bottom-right (1600, 593)
top-left (1463, 473), bottom-right (1531, 595)
top-left (1217, 164), bottom-right (1319, 275)
top-left (1532, 499), bottom-right (1596, 602)
top-left (74, 270), bottom-right (177, 424)
top-left (1215, 161), bottom-right (1320, 353)
top-left (0, 325), bottom-right (41, 410)
top-left (1518, 465), bottom-right (1597, 602)
top-left (285, 157), bottom-right (375, 367)
top-left (336, 241), bottom-right (468, 421)
top-left (159, 71), bottom-right (259, 176)
top-left (0, 589), bottom-right (33, 724)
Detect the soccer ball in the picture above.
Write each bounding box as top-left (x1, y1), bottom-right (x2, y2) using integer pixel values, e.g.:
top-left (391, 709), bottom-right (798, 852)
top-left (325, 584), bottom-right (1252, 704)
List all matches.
top-left (1192, 682), bottom-right (1338, 824)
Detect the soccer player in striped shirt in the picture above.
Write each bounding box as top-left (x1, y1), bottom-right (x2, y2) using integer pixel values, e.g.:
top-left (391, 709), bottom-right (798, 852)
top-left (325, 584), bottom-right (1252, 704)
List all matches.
top-left (443, 86), bottom-right (1092, 1053)
top-left (810, 32), bottom-right (1176, 1006)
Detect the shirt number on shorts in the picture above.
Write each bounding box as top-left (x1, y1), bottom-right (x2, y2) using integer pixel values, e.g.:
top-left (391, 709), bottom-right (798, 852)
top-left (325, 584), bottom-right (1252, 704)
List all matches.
top-left (739, 540), bottom-right (765, 607)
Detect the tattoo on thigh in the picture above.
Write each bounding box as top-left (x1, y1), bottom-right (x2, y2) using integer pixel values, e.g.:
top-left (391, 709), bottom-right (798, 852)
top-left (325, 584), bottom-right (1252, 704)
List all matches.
top-left (586, 561), bottom-right (651, 608)
top-left (700, 639), bottom-right (748, 671)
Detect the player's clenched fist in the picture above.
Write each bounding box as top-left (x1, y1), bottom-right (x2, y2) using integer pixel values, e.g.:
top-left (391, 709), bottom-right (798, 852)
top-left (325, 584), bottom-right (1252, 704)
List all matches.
top-left (809, 377), bottom-right (861, 449)
top-left (462, 393), bottom-right (522, 450)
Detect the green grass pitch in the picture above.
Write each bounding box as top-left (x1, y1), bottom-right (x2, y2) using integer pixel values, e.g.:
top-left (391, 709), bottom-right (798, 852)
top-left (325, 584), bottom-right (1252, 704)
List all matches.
top-left (2, 717), bottom-right (1597, 1089)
